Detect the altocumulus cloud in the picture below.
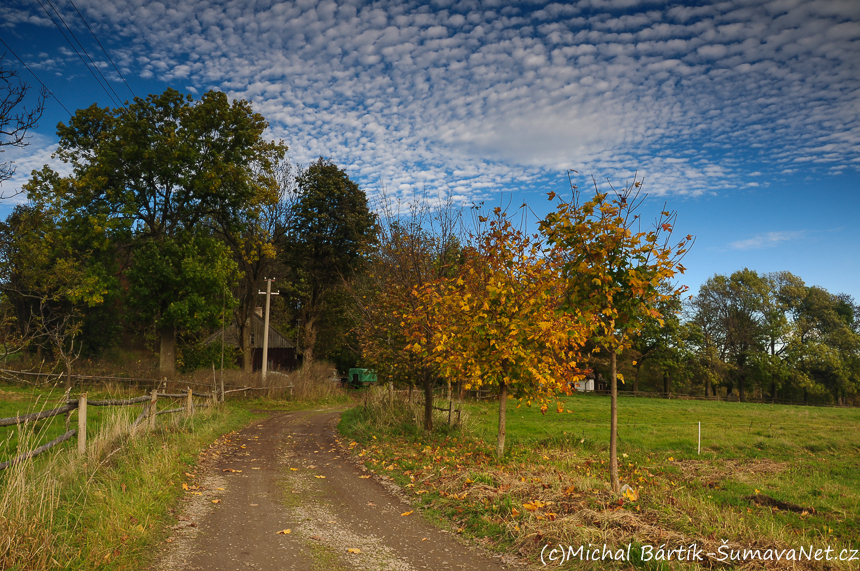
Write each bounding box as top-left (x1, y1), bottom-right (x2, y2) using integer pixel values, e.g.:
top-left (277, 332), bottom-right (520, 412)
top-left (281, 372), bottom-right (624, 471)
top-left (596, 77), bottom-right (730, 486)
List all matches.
top-left (729, 230), bottom-right (807, 251)
top-left (4, 0), bottom-right (860, 201)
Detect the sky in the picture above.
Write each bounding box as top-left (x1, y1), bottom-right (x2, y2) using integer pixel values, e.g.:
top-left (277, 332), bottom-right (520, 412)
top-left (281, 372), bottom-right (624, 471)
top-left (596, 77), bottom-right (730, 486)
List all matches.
top-left (1, 0), bottom-right (858, 301)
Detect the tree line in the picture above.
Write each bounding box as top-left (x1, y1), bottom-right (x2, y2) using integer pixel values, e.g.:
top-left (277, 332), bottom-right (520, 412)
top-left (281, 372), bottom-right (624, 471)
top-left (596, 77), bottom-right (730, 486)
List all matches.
top-left (0, 86), bottom-right (375, 380)
top-left (621, 269), bottom-right (860, 407)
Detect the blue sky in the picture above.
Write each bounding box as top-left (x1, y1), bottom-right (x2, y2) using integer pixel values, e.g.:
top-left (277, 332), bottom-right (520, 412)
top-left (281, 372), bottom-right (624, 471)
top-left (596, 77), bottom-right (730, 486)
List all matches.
top-left (1, 0), bottom-right (858, 301)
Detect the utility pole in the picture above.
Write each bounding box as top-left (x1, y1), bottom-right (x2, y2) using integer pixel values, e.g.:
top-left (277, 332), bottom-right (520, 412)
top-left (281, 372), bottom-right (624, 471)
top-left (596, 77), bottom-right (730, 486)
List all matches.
top-left (258, 278), bottom-right (279, 384)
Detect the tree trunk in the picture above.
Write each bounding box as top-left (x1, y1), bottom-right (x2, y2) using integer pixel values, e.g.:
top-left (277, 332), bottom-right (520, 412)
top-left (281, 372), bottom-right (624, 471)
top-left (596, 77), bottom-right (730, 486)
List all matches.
top-left (496, 381), bottom-right (507, 459)
top-left (241, 318), bottom-right (253, 372)
top-left (303, 315), bottom-right (317, 364)
top-left (770, 381), bottom-right (777, 404)
top-left (738, 375), bottom-right (745, 402)
top-left (159, 324), bottom-right (176, 374)
top-left (422, 371), bottom-right (434, 431)
top-left (705, 378), bottom-right (711, 398)
top-left (663, 372), bottom-right (669, 398)
top-left (609, 351), bottom-right (619, 492)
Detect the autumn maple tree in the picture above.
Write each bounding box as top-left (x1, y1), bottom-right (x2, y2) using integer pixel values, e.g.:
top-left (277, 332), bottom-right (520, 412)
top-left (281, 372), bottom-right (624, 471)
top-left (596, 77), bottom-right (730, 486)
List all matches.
top-left (414, 208), bottom-right (587, 457)
top-left (540, 174), bottom-right (692, 491)
top-left (353, 193), bottom-right (463, 431)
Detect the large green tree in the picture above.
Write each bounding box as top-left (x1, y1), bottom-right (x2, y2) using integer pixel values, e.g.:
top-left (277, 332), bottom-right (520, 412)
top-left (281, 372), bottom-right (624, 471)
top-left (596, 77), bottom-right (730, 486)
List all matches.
top-left (0, 199), bottom-right (117, 384)
top-left (35, 88), bottom-right (283, 372)
top-left (690, 269), bottom-right (766, 401)
top-left (285, 158), bottom-right (375, 364)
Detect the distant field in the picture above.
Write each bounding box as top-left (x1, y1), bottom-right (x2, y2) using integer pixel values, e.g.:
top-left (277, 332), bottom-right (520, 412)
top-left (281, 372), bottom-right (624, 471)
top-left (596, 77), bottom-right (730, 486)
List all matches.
top-left (341, 391), bottom-right (860, 569)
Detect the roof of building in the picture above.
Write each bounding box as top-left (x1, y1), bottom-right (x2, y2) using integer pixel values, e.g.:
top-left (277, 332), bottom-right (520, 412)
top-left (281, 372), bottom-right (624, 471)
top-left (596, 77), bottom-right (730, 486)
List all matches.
top-left (203, 312), bottom-right (297, 349)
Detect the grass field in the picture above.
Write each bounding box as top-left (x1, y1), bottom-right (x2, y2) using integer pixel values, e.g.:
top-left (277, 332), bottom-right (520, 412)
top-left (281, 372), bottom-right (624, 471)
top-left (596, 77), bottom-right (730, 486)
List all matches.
top-left (340, 391), bottom-right (860, 569)
top-left (0, 382), bottom-right (143, 463)
top-left (0, 380), bottom-right (260, 570)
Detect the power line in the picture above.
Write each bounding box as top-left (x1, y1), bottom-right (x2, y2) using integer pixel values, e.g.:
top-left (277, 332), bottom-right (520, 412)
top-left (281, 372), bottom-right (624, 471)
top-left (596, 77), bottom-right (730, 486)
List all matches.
top-left (0, 36), bottom-right (73, 117)
top-left (41, 0), bottom-right (126, 107)
top-left (34, 0), bottom-right (123, 108)
top-left (65, 0), bottom-right (137, 100)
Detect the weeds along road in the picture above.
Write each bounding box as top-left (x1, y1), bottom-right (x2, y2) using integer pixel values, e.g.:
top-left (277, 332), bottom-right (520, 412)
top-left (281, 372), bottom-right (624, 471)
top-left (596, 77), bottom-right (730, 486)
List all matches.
top-left (151, 409), bottom-right (515, 571)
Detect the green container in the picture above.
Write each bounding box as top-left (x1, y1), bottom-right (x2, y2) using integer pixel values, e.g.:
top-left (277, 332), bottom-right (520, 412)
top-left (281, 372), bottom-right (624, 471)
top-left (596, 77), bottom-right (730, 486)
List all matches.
top-left (347, 368), bottom-right (377, 387)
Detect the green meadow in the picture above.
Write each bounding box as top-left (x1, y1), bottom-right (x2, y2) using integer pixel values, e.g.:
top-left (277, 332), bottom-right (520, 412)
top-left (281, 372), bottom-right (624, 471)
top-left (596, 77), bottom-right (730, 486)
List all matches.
top-left (341, 391), bottom-right (860, 569)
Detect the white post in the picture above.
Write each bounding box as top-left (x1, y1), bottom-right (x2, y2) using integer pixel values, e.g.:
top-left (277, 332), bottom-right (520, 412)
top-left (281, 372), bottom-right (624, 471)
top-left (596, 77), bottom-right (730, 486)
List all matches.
top-left (77, 393), bottom-right (87, 454)
top-left (698, 421), bottom-right (701, 455)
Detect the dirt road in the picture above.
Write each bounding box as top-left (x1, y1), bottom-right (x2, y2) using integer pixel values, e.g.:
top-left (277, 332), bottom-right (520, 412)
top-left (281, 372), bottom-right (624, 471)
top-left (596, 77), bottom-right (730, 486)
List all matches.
top-left (152, 409), bottom-right (518, 570)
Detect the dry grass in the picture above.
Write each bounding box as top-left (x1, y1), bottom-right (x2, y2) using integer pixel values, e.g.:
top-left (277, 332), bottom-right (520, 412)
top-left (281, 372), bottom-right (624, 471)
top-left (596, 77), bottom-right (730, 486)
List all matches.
top-left (347, 385), bottom-right (471, 437)
top-left (0, 384), bottom-right (250, 570)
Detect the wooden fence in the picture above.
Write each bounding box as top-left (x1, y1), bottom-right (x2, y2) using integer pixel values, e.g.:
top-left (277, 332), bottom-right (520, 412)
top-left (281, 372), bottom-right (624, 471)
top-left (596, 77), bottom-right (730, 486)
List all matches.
top-left (0, 388), bottom-right (214, 471)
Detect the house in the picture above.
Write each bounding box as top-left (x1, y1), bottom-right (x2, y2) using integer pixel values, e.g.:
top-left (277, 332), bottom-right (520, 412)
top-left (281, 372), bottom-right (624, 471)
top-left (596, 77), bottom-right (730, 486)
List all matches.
top-left (576, 378), bottom-right (595, 392)
top-left (204, 308), bottom-right (300, 371)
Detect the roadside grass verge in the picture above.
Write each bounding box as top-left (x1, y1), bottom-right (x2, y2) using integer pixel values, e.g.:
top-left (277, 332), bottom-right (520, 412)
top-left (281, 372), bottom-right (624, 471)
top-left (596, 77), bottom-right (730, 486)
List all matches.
top-left (339, 391), bottom-right (860, 569)
top-left (0, 385), bottom-right (257, 571)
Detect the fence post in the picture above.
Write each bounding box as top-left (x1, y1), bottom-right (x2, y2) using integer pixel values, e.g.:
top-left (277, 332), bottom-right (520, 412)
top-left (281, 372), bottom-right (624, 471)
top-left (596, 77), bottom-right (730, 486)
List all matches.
top-left (78, 393), bottom-right (87, 454)
top-left (149, 388), bottom-right (158, 429)
top-left (186, 388), bottom-right (193, 416)
top-left (698, 421), bottom-right (701, 455)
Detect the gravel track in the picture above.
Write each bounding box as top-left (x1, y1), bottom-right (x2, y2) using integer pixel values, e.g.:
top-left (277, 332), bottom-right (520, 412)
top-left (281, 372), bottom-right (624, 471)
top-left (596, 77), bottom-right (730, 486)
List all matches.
top-left (150, 409), bottom-right (518, 570)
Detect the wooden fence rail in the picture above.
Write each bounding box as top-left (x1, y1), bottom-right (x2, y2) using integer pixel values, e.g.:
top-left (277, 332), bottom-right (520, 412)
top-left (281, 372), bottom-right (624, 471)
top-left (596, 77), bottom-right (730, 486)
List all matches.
top-left (0, 387), bottom-right (215, 471)
top-left (0, 404), bottom-right (78, 427)
top-left (0, 429), bottom-right (78, 471)
top-left (0, 368), bottom-right (216, 388)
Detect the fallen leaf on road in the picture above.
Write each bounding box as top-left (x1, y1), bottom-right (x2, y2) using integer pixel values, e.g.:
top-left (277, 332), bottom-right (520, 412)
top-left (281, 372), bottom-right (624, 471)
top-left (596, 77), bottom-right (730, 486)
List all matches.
top-left (182, 483), bottom-right (188, 490)
top-left (252, 467), bottom-right (261, 470)
top-left (211, 499), bottom-right (221, 504)
top-left (422, 538), bottom-right (428, 541)
top-left (277, 529), bottom-right (291, 535)
top-left (315, 475), bottom-right (326, 479)
top-left (401, 511), bottom-right (413, 516)
top-left (290, 468), bottom-right (298, 471)
top-left (347, 548), bottom-right (361, 554)
top-left (359, 475), bottom-right (371, 479)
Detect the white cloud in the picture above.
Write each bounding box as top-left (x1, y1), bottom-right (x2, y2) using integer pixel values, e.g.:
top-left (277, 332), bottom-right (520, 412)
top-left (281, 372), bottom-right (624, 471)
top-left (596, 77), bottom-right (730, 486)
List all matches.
top-left (0, 133), bottom-right (70, 202)
top-left (728, 230), bottom-right (807, 250)
top-left (6, 0), bottom-right (860, 203)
